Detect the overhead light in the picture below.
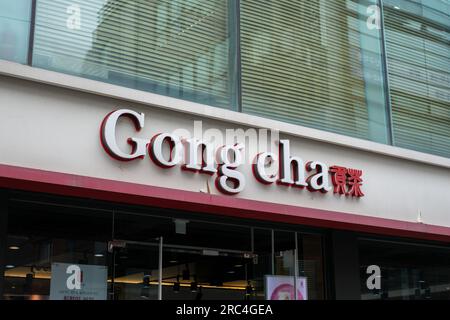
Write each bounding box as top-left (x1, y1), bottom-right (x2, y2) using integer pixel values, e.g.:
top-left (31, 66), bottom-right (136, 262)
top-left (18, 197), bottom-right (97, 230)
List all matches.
top-left (202, 250), bottom-right (219, 257)
top-left (8, 246), bottom-right (20, 250)
top-left (94, 253), bottom-right (104, 257)
top-left (141, 274), bottom-right (151, 299)
top-left (143, 272), bottom-right (152, 281)
top-left (234, 264), bottom-right (243, 268)
top-left (227, 270), bottom-right (235, 274)
top-left (170, 260), bottom-right (178, 264)
top-left (5, 265), bottom-right (15, 269)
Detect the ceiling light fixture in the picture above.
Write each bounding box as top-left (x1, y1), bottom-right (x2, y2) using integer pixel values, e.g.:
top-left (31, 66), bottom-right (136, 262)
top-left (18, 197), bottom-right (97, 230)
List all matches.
top-left (140, 273), bottom-right (151, 299)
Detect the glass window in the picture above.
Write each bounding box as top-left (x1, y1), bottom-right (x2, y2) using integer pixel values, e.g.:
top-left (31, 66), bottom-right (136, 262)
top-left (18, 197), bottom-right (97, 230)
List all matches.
top-left (274, 231), bottom-right (295, 277)
top-left (240, 0), bottom-right (390, 144)
top-left (251, 229), bottom-right (273, 300)
top-left (0, 0), bottom-right (32, 64)
top-left (113, 212), bottom-right (255, 300)
top-left (359, 239), bottom-right (450, 300)
top-left (32, 0), bottom-right (237, 109)
top-left (3, 200), bottom-right (112, 300)
top-left (298, 234), bottom-right (325, 300)
top-left (1, 193), bottom-right (328, 300)
top-left (113, 212), bottom-right (252, 252)
top-left (383, 0), bottom-right (450, 158)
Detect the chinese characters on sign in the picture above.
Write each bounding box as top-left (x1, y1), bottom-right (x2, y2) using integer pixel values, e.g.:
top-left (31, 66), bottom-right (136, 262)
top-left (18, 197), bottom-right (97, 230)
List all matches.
top-left (329, 166), bottom-right (365, 197)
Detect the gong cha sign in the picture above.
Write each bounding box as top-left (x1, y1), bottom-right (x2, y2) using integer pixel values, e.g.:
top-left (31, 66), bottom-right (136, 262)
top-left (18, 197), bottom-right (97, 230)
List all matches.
top-left (100, 109), bottom-right (364, 198)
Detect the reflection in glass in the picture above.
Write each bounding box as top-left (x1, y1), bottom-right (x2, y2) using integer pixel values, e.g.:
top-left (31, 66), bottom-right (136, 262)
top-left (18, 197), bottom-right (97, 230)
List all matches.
top-left (274, 231), bottom-right (295, 277)
top-left (383, 0), bottom-right (450, 157)
top-left (240, 0), bottom-right (390, 143)
top-left (298, 234), bottom-right (325, 300)
top-left (0, 0), bottom-right (32, 64)
top-left (359, 239), bottom-right (450, 300)
top-left (32, 0), bottom-right (236, 109)
top-left (3, 200), bottom-right (111, 300)
top-left (252, 229), bottom-right (273, 300)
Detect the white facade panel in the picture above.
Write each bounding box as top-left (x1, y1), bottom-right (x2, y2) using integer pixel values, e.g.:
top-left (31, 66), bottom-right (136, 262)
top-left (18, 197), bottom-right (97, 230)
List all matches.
top-left (0, 75), bottom-right (449, 227)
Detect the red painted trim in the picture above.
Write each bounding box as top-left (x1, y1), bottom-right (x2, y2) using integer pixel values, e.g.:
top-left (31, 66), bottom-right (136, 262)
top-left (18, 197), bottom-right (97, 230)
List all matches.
top-left (0, 164), bottom-right (450, 243)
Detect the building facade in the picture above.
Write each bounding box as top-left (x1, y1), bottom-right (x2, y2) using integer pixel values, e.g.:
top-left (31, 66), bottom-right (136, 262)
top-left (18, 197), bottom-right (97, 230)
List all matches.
top-left (0, 0), bottom-right (449, 300)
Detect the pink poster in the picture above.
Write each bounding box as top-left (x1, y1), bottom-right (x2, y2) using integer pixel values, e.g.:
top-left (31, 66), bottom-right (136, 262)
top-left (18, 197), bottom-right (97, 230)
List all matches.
top-left (265, 275), bottom-right (308, 300)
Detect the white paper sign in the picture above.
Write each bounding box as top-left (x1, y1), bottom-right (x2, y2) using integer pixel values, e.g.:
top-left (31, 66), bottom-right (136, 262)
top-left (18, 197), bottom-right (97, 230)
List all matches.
top-left (50, 263), bottom-right (108, 300)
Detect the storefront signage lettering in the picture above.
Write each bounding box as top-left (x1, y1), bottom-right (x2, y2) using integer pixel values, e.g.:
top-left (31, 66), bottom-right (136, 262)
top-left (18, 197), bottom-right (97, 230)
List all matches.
top-left (100, 109), bottom-right (364, 198)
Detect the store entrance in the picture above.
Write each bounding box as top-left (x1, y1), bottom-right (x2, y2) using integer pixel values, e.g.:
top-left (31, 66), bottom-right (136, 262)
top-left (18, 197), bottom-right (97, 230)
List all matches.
top-left (108, 239), bottom-right (161, 300)
top-left (2, 192), bottom-right (327, 300)
top-left (109, 239), bottom-right (255, 300)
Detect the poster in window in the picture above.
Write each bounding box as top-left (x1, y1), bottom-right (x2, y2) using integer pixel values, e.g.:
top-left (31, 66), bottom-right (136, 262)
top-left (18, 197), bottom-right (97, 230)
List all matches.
top-left (49, 263), bottom-right (108, 300)
top-left (265, 275), bottom-right (308, 300)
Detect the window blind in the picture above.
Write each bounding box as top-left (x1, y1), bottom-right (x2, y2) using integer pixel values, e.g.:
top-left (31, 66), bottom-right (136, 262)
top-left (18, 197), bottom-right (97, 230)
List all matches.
top-left (240, 0), bottom-right (389, 142)
top-left (383, 0), bottom-right (450, 158)
top-left (32, 0), bottom-right (234, 109)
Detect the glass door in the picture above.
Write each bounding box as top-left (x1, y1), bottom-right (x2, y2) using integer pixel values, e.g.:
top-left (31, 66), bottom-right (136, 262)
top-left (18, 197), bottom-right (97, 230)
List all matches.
top-left (109, 239), bottom-right (255, 300)
top-left (108, 239), bottom-right (162, 300)
top-left (162, 245), bottom-right (255, 300)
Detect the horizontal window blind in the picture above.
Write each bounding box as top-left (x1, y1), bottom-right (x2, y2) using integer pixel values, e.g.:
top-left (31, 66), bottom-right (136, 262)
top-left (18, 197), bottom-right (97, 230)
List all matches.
top-left (383, 0), bottom-right (450, 158)
top-left (33, 0), bottom-right (234, 109)
top-left (240, 0), bottom-right (389, 142)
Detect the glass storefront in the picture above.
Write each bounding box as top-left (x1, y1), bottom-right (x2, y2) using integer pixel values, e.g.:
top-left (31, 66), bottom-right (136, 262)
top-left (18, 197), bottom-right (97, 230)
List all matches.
top-left (359, 239), bottom-right (450, 300)
top-left (0, 191), bottom-right (326, 300)
top-left (3, 197), bottom-right (112, 300)
top-left (2, 191), bottom-right (450, 300)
